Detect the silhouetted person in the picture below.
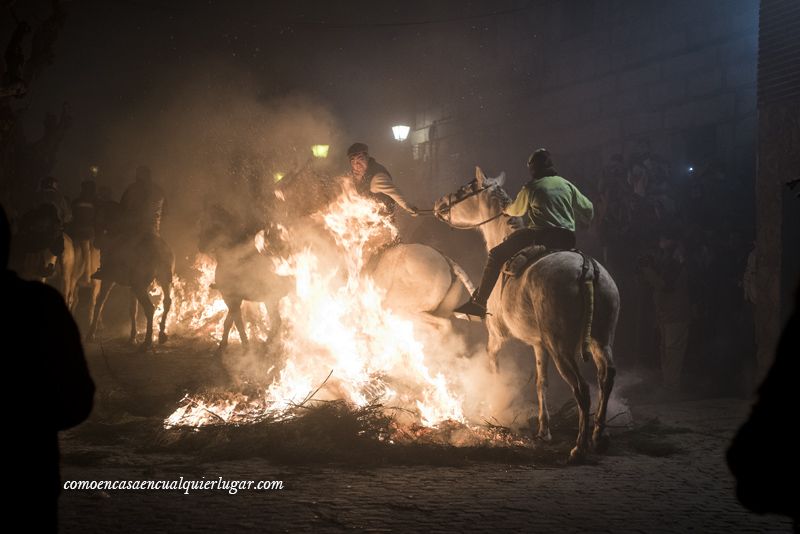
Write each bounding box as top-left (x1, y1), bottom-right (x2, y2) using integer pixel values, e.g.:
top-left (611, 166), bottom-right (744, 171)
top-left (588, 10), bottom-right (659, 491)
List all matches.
top-left (638, 227), bottom-right (691, 395)
top-left (1, 204), bottom-right (95, 531)
top-left (17, 201), bottom-right (64, 277)
top-left (93, 165), bottom-right (165, 281)
top-left (727, 282), bottom-right (800, 530)
top-left (120, 165), bottom-right (166, 236)
top-left (36, 175), bottom-right (71, 226)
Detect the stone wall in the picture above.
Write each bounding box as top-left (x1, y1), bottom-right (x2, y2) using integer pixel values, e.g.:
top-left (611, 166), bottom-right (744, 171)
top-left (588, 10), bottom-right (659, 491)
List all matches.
top-left (410, 0), bottom-right (759, 198)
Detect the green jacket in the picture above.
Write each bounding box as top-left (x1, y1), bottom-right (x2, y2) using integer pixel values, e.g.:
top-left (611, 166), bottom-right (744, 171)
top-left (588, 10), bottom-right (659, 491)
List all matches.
top-left (503, 175), bottom-right (594, 231)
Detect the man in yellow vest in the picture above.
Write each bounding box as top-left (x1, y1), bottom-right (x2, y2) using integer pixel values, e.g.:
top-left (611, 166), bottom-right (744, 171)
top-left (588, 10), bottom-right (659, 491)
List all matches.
top-left (455, 149), bottom-right (594, 318)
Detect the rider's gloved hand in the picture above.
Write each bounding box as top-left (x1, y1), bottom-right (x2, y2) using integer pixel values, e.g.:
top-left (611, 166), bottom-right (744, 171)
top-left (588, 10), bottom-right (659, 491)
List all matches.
top-left (408, 206), bottom-right (419, 217)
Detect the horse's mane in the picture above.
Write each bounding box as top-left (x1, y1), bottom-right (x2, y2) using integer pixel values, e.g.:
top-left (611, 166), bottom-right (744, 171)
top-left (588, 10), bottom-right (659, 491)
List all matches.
top-left (486, 183), bottom-right (525, 230)
top-left (488, 184), bottom-right (512, 208)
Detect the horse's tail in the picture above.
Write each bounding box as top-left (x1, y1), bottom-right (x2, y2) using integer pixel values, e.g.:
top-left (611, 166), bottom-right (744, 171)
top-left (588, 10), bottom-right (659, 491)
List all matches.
top-left (443, 255), bottom-right (475, 295)
top-left (577, 251), bottom-right (600, 362)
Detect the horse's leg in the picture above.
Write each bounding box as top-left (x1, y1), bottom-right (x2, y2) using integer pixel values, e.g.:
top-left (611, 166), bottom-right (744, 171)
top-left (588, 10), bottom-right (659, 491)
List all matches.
top-left (80, 239), bottom-right (92, 285)
top-left (262, 299), bottom-right (282, 357)
top-left (232, 299), bottom-right (248, 347)
top-left (87, 280), bottom-right (100, 334)
top-left (67, 247), bottom-right (79, 313)
top-left (87, 247), bottom-right (101, 330)
top-left (134, 286), bottom-right (155, 349)
top-left (486, 318), bottom-right (505, 373)
top-left (266, 299), bottom-right (281, 340)
top-left (218, 296), bottom-right (237, 354)
top-left (87, 280), bottom-right (114, 341)
top-left (60, 235), bottom-right (75, 304)
top-left (550, 342), bottom-right (591, 464)
top-left (128, 291), bottom-right (138, 343)
top-left (253, 302), bottom-right (269, 340)
top-left (591, 341), bottom-right (616, 452)
top-left (158, 279), bottom-right (172, 344)
top-left (531, 339), bottom-right (552, 441)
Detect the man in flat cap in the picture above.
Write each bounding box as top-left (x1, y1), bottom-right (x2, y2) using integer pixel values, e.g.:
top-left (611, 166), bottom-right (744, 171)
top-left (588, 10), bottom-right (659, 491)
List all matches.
top-left (454, 148), bottom-right (594, 318)
top-left (345, 142), bottom-right (418, 217)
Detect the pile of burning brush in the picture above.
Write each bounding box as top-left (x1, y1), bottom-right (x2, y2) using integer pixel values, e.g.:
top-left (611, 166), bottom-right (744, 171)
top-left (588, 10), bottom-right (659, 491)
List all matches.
top-left (156, 185), bottom-right (538, 450)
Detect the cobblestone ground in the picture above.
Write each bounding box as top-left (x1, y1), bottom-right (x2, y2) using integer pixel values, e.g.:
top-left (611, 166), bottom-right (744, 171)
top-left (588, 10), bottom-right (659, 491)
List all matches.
top-left (58, 339), bottom-right (794, 533)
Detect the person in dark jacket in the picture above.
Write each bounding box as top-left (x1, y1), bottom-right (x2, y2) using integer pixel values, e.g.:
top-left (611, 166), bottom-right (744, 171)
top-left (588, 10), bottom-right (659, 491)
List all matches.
top-left (1, 204), bottom-right (95, 532)
top-left (727, 282), bottom-right (799, 530)
top-left (345, 142), bottom-right (418, 217)
top-left (120, 164), bottom-right (166, 236)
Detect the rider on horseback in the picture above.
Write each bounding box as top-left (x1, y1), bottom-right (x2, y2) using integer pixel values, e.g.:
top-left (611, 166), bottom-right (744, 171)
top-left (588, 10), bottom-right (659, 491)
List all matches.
top-left (345, 143), bottom-right (420, 271)
top-left (91, 165), bottom-right (166, 280)
top-left (453, 149), bottom-right (594, 318)
top-left (120, 165), bottom-right (166, 236)
top-left (346, 142), bottom-right (419, 218)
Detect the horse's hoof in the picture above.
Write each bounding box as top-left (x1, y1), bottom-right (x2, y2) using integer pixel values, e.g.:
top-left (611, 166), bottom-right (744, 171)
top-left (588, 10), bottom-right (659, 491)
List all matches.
top-left (136, 342), bottom-right (152, 353)
top-left (158, 332), bottom-right (168, 345)
top-left (567, 446), bottom-right (587, 465)
top-left (592, 433), bottom-right (610, 454)
top-left (536, 430), bottom-right (552, 442)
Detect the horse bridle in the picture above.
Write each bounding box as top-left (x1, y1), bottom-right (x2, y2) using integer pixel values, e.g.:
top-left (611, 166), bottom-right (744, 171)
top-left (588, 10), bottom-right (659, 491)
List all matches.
top-left (434, 182), bottom-right (507, 229)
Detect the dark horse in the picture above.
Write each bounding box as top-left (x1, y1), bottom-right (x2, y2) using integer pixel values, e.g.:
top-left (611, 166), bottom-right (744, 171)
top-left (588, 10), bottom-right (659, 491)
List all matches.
top-left (86, 201), bottom-right (174, 348)
top-left (199, 205), bottom-right (287, 354)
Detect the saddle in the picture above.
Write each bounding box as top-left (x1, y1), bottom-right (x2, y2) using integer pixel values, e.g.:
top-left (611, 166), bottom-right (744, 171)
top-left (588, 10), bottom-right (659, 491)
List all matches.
top-left (501, 244), bottom-right (553, 278)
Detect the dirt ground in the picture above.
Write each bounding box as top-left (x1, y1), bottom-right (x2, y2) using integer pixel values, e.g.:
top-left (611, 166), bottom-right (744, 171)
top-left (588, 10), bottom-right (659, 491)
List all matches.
top-left (58, 337), bottom-right (794, 533)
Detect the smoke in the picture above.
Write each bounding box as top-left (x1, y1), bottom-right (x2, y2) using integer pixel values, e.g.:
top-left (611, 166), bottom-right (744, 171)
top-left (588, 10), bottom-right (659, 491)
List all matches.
top-left (409, 319), bottom-right (533, 428)
top-left (98, 62), bottom-right (345, 266)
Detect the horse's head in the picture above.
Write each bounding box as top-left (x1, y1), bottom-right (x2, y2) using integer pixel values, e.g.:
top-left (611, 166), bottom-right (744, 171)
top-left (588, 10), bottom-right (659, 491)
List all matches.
top-left (434, 166), bottom-right (509, 229)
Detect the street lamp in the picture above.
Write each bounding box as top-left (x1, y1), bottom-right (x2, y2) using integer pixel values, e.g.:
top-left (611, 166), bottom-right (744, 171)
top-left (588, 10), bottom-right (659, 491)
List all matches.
top-left (311, 144), bottom-right (330, 158)
top-left (392, 125), bottom-right (410, 142)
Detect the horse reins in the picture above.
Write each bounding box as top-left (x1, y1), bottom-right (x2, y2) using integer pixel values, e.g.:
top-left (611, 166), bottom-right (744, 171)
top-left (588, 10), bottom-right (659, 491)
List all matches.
top-left (423, 184), bottom-right (508, 229)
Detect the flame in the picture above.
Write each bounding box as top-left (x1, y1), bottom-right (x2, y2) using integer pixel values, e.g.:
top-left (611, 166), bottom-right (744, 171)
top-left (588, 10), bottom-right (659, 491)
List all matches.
top-left (150, 254), bottom-right (269, 343)
top-left (165, 185), bottom-right (464, 430)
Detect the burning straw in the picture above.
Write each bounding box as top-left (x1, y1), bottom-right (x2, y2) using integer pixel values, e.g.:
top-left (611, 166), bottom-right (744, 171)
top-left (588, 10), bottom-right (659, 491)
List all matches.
top-left (163, 186), bottom-right (477, 438)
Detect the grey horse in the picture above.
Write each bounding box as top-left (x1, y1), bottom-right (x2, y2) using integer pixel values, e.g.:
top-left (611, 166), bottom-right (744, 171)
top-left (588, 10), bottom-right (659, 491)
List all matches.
top-left (434, 167), bottom-right (620, 463)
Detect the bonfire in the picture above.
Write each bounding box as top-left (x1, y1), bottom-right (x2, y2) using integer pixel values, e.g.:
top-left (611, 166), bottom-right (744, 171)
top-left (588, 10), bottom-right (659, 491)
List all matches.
top-left (162, 185), bottom-right (524, 446)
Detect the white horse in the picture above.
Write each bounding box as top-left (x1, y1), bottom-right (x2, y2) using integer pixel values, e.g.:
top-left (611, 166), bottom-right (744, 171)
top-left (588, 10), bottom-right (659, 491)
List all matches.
top-left (369, 243), bottom-right (474, 329)
top-left (434, 167), bottom-right (620, 463)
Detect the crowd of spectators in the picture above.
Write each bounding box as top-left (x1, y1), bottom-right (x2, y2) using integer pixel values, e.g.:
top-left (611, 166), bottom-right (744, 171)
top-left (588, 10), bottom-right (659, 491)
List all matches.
top-left (593, 140), bottom-right (755, 398)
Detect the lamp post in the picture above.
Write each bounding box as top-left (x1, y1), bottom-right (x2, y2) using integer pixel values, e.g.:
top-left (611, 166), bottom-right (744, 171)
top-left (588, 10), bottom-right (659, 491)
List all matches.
top-left (391, 125), bottom-right (410, 142)
top-left (311, 144), bottom-right (330, 159)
